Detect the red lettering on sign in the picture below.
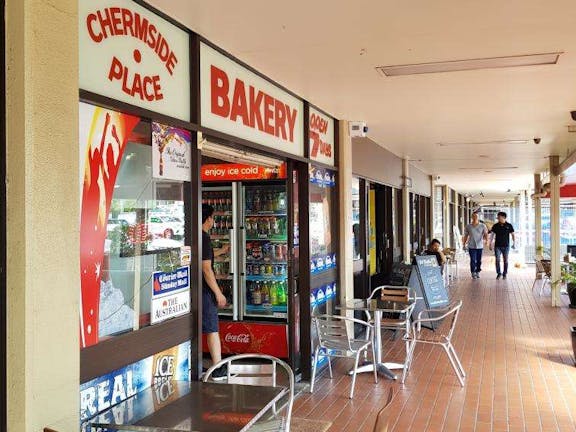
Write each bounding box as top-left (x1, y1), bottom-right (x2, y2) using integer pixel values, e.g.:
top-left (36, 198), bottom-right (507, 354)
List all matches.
top-left (211, 65), bottom-right (230, 117)
top-left (108, 56), bottom-right (163, 102)
top-left (209, 66), bottom-right (299, 144)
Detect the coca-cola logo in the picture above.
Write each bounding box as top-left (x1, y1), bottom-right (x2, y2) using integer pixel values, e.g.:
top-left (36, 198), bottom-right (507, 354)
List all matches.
top-left (224, 333), bottom-right (251, 344)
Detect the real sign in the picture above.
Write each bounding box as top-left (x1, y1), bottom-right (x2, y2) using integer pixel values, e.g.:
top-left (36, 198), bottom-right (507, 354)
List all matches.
top-left (309, 107), bottom-right (335, 166)
top-left (79, 0), bottom-right (190, 121)
top-left (200, 42), bottom-right (304, 157)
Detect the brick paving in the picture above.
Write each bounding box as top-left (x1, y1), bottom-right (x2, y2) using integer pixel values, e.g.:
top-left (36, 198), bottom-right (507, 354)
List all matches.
top-left (294, 261), bottom-right (576, 431)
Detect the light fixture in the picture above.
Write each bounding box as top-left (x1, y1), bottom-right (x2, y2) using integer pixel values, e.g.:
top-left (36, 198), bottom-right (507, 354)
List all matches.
top-left (459, 167), bottom-right (518, 170)
top-left (201, 142), bottom-right (283, 168)
top-left (437, 140), bottom-right (528, 147)
top-left (376, 52), bottom-right (562, 77)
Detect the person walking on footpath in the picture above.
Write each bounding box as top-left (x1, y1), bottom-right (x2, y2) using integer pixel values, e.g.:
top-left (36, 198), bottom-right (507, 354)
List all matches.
top-left (489, 211), bottom-right (516, 280)
top-left (462, 212), bottom-right (488, 279)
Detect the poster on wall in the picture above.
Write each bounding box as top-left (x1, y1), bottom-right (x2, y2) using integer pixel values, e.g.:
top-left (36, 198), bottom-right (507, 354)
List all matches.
top-left (152, 123), bottom-right (192, 182)
top-left (80, 341), bottom-right (190, 425)
top-left (79, 102), bottom-right (140, 348)
top-left (79, 0), bottom-right (191, 121)
top-left (309, 107), bottom-right (335, 166)
top-left (151, 266), bottom-right (191, 324)
top-left (369, 189), bottom-right (377, 275)
top-left (199, 42), bottom-right (304, 156)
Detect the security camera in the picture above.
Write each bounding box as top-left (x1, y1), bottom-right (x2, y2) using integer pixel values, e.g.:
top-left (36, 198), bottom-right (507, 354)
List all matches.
top-left (571, 111), bottom-right (576, 121)
top-left (533, 137), bottom-right (541, 144)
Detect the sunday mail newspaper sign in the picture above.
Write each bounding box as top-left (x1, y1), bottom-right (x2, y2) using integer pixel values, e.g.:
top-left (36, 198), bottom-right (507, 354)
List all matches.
top-left (79, 0), bottom-right (191, 121)
top-left (309, 107), bottom-right (335, 166)
top-left (200, 42), bottom-right (304, 157)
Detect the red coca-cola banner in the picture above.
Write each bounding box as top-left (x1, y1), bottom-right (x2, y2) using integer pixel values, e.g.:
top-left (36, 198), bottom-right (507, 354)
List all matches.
top-left (80, 103), bottom-right (140, 348)
top-left (201, 163), bottom-right (287, 182)
top-left (202, 321), bottom-right (289, 358)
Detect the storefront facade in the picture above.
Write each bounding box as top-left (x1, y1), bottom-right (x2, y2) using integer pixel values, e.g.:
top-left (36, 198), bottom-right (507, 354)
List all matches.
top-left (76, 0), bottom-right (341, 426)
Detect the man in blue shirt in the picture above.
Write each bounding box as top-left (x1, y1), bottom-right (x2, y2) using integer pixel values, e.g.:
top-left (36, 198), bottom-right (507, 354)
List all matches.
top-left (489, 211), bottom-right (516, 280)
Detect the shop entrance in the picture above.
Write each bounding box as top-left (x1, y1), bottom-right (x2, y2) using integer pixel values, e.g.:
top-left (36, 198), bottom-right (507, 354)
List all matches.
top-left (369, 183), bottom-right (395, 288)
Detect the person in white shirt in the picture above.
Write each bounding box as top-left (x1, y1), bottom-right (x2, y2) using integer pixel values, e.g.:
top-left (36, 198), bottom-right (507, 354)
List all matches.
top-left (462, 212), bottom-right (488, 279)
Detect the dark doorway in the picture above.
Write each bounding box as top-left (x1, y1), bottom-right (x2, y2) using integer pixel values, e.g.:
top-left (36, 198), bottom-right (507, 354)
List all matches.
top-left (370, 183), bottom-right (394, 288)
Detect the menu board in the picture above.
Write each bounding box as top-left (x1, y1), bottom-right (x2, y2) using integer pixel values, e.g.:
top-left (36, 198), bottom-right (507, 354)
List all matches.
top-left (414, 255), bottom-right (450, 308)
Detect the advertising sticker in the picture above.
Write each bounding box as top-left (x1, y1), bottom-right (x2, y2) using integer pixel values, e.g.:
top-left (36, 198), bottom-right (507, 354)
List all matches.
top-left (152, 122), bottom-right (192, 181)
top-left (309, 107), bottom-right (335, 166)
top-left (151, 266), bottom-right (191, 324)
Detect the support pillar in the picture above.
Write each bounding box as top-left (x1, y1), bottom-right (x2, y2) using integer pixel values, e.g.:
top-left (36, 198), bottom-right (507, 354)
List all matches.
top-left (519, 190), bottom-right (526, 263)
top-left (6, 0), bottom-right (79, 430)
top-left (339, 121), bottom-right (354, 305)
top-left (443, 186), bottom-right (450, 249)
top-left (402, 159), bottom-right (411, 263)
top-left (549, 156), bottom-right (561, 307)
top-left (430, 176), bottom-right (437, 241)
top-left (534, 174), bottom-right (542, 257)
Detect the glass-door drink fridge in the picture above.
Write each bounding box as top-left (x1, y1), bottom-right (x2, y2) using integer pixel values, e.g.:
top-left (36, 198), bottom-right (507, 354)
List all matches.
top-left (202, 175), bottom-right (291, 359)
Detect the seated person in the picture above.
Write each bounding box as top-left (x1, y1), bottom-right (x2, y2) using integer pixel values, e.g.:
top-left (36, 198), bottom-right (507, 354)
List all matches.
top-left (423, 239), bottom-right (447, 267)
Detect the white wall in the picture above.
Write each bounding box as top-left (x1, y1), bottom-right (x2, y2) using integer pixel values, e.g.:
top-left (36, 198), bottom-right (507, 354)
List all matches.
top-left (352, 137), bottom-right (403, 187)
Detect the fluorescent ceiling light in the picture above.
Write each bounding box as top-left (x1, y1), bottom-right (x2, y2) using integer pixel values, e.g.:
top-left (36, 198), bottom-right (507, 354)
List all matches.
top-left (202, 142), bottom-right (283, 168)
top-left (437, 140), bottom-right (528, 147)
top-left (459, 167), bottom-right (518, 170)
top-left (376, 52), bottom-right (562, 76)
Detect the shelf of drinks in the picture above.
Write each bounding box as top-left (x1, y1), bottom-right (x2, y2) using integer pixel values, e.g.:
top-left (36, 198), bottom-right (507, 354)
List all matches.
top-left (245, 305), bottom-right (288, 314)
top-left (246, 236), bottom-right (287, 242)
top-left (246, 260), bottom-right (288, 265)
top-left (245, 275), bottom-right (287, 282)
top-left (245, 213), bottom-right (288, 217)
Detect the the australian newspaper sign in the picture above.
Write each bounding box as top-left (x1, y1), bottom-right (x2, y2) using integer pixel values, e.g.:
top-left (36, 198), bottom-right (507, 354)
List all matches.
top-left (79, 0), bottom-right (191, 121)
top-left (200, 42), bottom-right (304, 157)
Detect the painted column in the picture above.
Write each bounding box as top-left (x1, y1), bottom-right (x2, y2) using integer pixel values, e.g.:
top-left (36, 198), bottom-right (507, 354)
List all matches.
top-left (443, 186), bottom-right (450, 249)
top-left (430, 176), bottom-right (437, 243)
top-left (6, 0), bottom-right (79, 430)
top-left (549, 156), bottom-right (561, 307)
top-left (339, 121), bottom-right (354, 304)
top-left (402, 159), bottom-right (411, 263)
top-left (534, 174), bottom-right (542, 259)
top-left (519, 189), bottom-right (526, 263)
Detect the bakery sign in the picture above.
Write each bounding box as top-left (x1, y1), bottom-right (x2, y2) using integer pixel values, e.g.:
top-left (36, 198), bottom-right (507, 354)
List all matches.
top-left (79, 0), bottom-right (190, 121)
top-left (309, 107), bottom-right (335, 166)
top-left (200, 42), bottom-right (304, 157)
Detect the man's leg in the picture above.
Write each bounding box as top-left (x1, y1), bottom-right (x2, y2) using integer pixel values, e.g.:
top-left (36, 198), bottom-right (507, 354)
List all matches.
top-left (477, 248), bottom-right (483, 273)
top-left (495, 247), bottom-right (502, 276)
top-left (469, 249), bottom-right (475, 275)
top-left (502, 247), bottom-right (510, 276)
top-left (206, 332), bottom-right (222, 365)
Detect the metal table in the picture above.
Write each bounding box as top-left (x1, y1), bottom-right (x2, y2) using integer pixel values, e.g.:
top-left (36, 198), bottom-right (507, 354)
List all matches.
top-left (87, 380), bottom-right (287, 432)
top-left (337, 298), bottom-right (415, 380)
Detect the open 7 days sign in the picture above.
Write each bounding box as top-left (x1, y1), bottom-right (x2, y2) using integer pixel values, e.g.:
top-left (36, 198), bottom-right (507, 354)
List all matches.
top-left (79, 0), bottom-right (190, 121)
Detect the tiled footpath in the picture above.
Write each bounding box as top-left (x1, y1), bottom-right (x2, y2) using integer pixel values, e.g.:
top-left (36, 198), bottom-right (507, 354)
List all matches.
top-left (294, 263), bottom-right (576, 432)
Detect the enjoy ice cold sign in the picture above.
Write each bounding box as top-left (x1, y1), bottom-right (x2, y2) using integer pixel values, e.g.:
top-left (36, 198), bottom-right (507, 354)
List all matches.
top-left (79, 0), bottom-right (190, 121)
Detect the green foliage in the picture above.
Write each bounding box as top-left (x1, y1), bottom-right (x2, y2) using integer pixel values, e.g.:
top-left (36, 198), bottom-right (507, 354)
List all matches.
top-left (561, 262), bottom-right (576, 292)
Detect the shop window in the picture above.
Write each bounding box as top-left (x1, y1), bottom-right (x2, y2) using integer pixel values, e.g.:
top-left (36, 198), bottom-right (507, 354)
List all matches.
top-left (80, 103), bottom-right (191, 348)
top-left (309, 166), bottom-right (337, 274)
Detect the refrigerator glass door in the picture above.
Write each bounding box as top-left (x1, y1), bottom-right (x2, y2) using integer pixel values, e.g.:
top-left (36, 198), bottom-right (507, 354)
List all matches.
top-left (242, 184), bottom-right (289, 320)
top-left (202, 187), bottom-right (236, 318)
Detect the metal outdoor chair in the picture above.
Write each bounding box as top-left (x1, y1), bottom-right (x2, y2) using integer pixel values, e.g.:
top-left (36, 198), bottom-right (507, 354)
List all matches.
top-left (372, 388), bottom-right (396, 432)
top-left (364, 286), bottom-right (417, 379)
top-left (402, 300), bottom-right (465, 387)
top-left (533, 259), bottom-right (551, 296)
top-left (311, 314), bottom-right (378, 399)
top-left (204, 354), bottom-right (295, 432)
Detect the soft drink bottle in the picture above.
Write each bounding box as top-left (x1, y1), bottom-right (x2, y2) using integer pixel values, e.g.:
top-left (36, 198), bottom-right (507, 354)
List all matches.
top-left (252, 282), bottom-right (262, 305)
top-left (270, 281), bottom-right (278, 306)
top-left (253, 190), bottom-right (261, 213)
top-left (279, 281), bottom-right (287, 305)
top-left (262, 282), bottom-right (270, 305)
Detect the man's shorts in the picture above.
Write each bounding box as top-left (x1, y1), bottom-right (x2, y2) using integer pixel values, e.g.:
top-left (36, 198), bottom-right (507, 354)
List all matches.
top-left (202, 289), bottom-right (219, 334)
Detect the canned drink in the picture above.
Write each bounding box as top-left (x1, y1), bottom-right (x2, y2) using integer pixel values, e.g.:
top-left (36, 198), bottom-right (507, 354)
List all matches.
top-left (282, 244), bottom-right (288, 260)
top-left (260, 265), bottom-right (266, 275)
top-left (253, 264), bottom-right (260, 275)
top-left (276, 244), bottom-right (284, 260)
top-left (266, 264), bottom-right (273, 275)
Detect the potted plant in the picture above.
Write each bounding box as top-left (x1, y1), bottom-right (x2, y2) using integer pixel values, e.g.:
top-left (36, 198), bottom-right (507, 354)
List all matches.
top-left (561, 263), bottom-right (576, 309)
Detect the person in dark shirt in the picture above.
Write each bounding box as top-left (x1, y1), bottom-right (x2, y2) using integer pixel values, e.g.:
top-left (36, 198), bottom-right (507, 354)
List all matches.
top-left (424, 239), bottom-right (447, 267)
top-left (202, 204), bottom-right (230, 380)
top-left (489, 211), bottom-right (515, 280)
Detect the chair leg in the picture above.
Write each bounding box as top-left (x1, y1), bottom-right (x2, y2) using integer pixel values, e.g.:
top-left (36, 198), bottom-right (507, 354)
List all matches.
top-left (539, 277), bottom-right (545, 296)
top-left (371, 343), bottom-right (378, 384)
top-left (402, 340), bottom-right (417, 384)
top-left (310, 347), bottom-right (320, 393)
top-left (327, 355), bottom-right (333, 379)
top-left (443, 345), bottom-right (465, 387)
top-left (350, 352), bottom-right (361, 399)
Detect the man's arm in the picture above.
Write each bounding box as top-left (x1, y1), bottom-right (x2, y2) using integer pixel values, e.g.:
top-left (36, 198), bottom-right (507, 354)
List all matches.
top-left (202, 260), bottom-right (227, 307)
top-left (214, 243), bottom-right (230, 258)
top-left (489, 231), bottom-right (495, 250)
top-left (462, 233), bottom-right (469, 249)
top-left (483, 226), bottom-right (489, 244)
